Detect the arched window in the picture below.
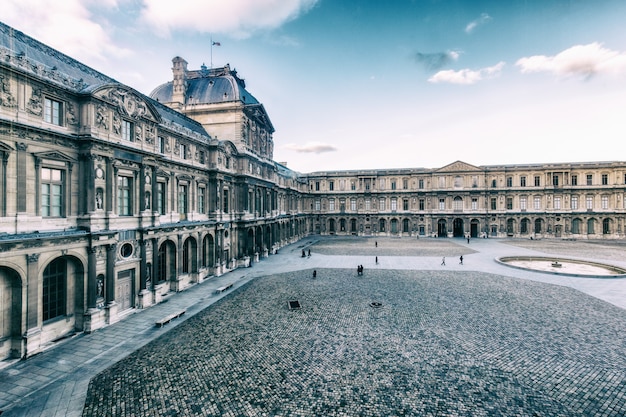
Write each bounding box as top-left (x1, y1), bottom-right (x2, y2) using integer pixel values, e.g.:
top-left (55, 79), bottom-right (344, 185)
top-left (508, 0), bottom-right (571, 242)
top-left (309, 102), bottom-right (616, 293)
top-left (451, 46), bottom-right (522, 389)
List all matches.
top-left (587, 218), bottom-right (595, 234)
top-left (603, 218), bottom-right (610, 234)
top-left (453, 196), bottom-right (463, 211)
top-left (534, 219), bottom-right (542, 234)
top-left (329, 219), bottom-right (336, 233)
top-left (379, 219), bottom-right (386, 232)
top-left (572, 218), bottom-right (581, 234)
top-left (43, 258), bottom-right (66, 322)
top-left (520, 218), bottom-right (529, 234)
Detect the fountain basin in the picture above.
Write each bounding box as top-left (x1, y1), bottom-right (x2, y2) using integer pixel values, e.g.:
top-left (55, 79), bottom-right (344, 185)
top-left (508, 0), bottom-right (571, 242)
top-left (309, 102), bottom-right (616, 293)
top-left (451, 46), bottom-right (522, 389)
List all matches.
top-left (496, 256), bottom-right (626, 278)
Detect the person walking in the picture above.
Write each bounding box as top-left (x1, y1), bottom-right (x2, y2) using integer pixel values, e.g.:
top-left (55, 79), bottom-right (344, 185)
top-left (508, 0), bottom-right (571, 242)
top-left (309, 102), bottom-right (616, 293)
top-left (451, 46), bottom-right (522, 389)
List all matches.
top-left (375, 256), bottom-right (378, 265)
top-left (441, 256), bottom-right (446, 266)
top-left (459, 255), bottom-right (463, 265)
top-left (375, 241), bottom-right (378, 247)
top-left (313, 270), bottom-right (317, 278)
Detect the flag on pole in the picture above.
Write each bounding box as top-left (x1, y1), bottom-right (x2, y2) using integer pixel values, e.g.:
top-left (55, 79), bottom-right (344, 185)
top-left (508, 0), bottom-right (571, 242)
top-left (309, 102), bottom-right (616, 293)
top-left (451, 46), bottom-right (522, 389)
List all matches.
top-left (212, 41), bottom-right (221, 46)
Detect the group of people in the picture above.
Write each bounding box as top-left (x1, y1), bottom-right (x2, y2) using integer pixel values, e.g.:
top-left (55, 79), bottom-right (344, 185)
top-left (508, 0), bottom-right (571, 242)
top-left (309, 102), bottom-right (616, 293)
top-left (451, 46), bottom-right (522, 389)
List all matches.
top-left (301, 249), bottom-right (311, 258)
top-left (441, 256), bottom-right (463, 266)
top-left (357, 265), bottom-right (364, 275)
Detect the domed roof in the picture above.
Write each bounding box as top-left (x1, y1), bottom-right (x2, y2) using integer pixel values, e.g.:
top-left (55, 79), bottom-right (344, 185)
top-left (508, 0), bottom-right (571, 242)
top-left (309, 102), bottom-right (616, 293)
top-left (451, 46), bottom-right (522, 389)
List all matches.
top-left (150, 64), bottom-right (260, 106)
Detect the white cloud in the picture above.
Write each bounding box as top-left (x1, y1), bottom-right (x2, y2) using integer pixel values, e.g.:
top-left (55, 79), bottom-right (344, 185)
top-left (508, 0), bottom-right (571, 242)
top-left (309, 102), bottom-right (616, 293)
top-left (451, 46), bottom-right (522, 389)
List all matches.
top-left (428, 62), bottom-right (505, 85)
top-left (139, 0), bottom-right (319, 38)
top-left (2, 0), bottom-right (131, 62)
top-left (283, 142), bottom-right (337, 153)
top-left (465, 13), bottom-right (492, 34)
top-left (516, 43), bottom-right (626, 78)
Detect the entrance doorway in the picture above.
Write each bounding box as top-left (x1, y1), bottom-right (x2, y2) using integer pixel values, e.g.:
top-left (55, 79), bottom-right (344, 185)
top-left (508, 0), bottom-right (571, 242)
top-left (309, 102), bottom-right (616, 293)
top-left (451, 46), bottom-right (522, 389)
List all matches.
top-left (437, 219), bottom-right (447, 237)
top-left (116, 269), bottom-right (134, 312)
top-left (453, 218), bottom-right (464, 237)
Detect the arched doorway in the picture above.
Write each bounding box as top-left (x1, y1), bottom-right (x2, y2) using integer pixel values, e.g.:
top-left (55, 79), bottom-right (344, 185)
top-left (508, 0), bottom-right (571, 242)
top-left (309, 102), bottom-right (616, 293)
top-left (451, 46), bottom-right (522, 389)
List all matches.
top-left (0, 267), bottom-right (22, 360)
top-left (158, 240), bottom-right (177, 284)
top-left (470, 219), bottom-right (479, 238)
top-left (247, 229), bottom-right (254, 256)
top-left (437, 219), bottom-right (447, 237)
top-left (453, 218), bottom-right (464, 237)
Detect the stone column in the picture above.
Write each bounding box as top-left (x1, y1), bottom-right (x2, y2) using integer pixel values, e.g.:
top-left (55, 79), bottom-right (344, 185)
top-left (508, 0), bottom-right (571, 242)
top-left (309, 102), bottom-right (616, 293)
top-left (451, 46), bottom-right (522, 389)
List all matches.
top-left (105, 243), bottom-right (118, 324)
top-left (24, 253), bottom-right (42, 357)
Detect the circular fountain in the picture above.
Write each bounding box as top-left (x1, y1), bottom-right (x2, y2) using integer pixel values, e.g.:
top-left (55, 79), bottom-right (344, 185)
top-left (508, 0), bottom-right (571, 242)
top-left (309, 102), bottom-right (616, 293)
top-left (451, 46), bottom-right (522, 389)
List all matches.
top-left (496, 256), bottom-right (626, 278)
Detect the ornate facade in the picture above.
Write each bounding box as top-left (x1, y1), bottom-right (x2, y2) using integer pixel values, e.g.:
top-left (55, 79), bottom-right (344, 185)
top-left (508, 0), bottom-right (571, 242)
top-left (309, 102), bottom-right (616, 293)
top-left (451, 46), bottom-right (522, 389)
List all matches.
top-left (1, 22), bottom-right (625, 362)
top-left (303, 160), bottom-right (626, 239)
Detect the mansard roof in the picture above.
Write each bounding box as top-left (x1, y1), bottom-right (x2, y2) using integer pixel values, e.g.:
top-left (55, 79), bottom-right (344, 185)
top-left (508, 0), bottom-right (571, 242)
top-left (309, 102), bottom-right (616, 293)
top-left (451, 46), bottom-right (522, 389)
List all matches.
top-left (0, 21), bottom-right (116, 91)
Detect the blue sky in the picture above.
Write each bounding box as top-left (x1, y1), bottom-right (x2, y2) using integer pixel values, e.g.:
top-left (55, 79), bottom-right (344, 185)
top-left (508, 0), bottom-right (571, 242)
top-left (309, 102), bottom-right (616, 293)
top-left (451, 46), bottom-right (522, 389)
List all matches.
top-left (4, 0), bottom-right (626, 173)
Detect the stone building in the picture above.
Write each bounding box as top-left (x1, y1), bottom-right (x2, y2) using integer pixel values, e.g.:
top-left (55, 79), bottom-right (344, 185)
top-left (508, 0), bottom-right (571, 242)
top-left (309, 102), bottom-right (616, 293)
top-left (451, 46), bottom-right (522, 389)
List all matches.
top-left (1, 21), bottom-right (625, 362)
top-left (0, 23), bottom-right (308, 361)
top-left (303, 160), bottom-right (626, 239)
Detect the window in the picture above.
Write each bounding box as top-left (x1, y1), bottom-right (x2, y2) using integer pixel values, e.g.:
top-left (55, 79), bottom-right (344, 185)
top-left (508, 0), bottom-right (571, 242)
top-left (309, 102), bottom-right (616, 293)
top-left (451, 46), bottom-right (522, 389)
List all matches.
top-left (365, 198), bottom-right (371, 211)
top-left (340, 198), bottom-right (346, 211)
top-left (178, 184), bottom-right (188, 214)
top-left (602, 174), bottom-right (608, 185)
top-left (586, 174), bottom-right (593, 185)
top-left (117, 176), bottom-right (132, 216)
top-left (351, 181), bottom-right (356, 191)
top-left (520, 197), bottom-right (527, 210)
top-left (552, 175), bottom-right (559, 186)
top-left (122, 120), bottom-right (133, 141)
top-left (520, 176), bottom-right (526, 187)
top-left (159, 136), bottom-right (166, 153)
top-left (350, 198), bottom-right (356, 211)
top-left (453, 197), bottom-right (463, 211)
top-left (329, 181), bottom-right (334, 191)
top-left (43, 258), bottom-right (66, 321)
top-left (571, 196), bottom-right (578, 210)
top-left (439, 198), bottom-right (445, 210)
top-left (315, 181), bottom-right (320, 191)
top-left (223, 189), bottom-right (229, 212)
top-left (391, 180), bottom-right (396, 190)
top-left (586, 196), bottom-right (593, 209)
top-left (491, 179), bottom-right (497, 188)
top-left (471, 198), bottom-right (478, 210)
top-left (329, 198), bottom-right (335, 211)
top-left (571, 175), bottom-right (578, 185)
top-left (418, 179), bottom-right (424, 189)
top-left (572, 218), bottom-right (580, 234)
top-left (157, 182), bottom-right (166, 215)
top-left (41, 167), bottom-right (63, 217)
top-left (315, 199), bottom-right (321, 211)
top-left (44, 98), bottom-right (62, 125)
top-left (379, 198), bottom-right (385, 211)
top-left (403, 199), bottom-right (409, 210)
top-left (506, 177), bottom-right (512, 187)
top-left (491, 198), bottom-right (497, 210)
top-left (391, 198), bottom-right (397, 211)
top-left (180, 143), bottom-right (187, 159)
top-left (199, 151), bottom-right (205, 164)
top-left (506, 197), bottom-right (513, 210)
top-left (419, 199), bottom-right (425, 210)
top-left (403, 179), bottom-right (408, 189)
top-left (198, 186), bottom-right (206, 213)
top-left (601, 195), bottom-right (608, 209)
top-left (554, 196), bottom-right (561, 209)
top-left (365, 179), bottom-right (371, 190)
top-left (534, 196), bottom-right (541, 210)
top-left (534, 176), bottom-right (540, 186)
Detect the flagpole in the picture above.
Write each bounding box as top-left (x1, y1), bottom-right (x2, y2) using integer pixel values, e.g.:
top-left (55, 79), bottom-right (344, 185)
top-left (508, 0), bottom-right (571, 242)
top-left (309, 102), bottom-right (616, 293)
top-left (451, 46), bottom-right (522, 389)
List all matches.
top-left (210, 36), bottom-right (213, 69)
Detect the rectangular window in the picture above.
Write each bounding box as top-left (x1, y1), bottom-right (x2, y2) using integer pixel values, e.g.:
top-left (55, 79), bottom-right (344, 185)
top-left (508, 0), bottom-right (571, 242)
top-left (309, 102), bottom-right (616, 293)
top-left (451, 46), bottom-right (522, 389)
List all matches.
top-left (315, 181), bottom-right (320, 191)
top-left (157, 182), bottom-right (166, 214)
top-left (365, 179), bottom-right (371, 190)
top-left (586, 174), bottom-right (593, 185)
top-left (44, 98), bottom-right (62, 125)
top-left (506, 177), bottom-right (512, 187)
top-left (41, 167), bottom-right (63, 217)
top-left (491, 179), bottom-right (497, 188)
top-left (329, 181), bottom-right (334, 191)
top-left (601, 195), bottom-right (608, 209)
top-left (419, 199), bottom-right (425, 210)
top-left (471, 198), bottom-right (478, 210)
top-left (552, 175), bottom-right (559, 186)
top-left (198, 186), bottom-right (206, 214)
top-left (350, 198), bottom-right (356, 211)
top-left (117, 176), bottom-right (132, 216)
top-left (403, 179), bottom-right (408, 189)
top-left (554, 196), bottom-right (561, 209)
top-left (418, 179), bottom-right (424, 189)
top-left (379, 198), bottom-right (385, 211)
top-left (453, 198), bottom-right (463, 211)
top-left (391, 181), bottom-right (397, 190)
top-left (520, 197), bottom-right (527, 210)
top-left (571, 196), bottom-right (578, 210)
top-left (351, 181), bottom-right (356, 191)
top-left (391, 198), bottom-right (397, 211)
top-left (223, 189), bottom-right (229, 212)
top-left (520, 176), bottom-right (526, 187)
top-left (403, 199), bottom-right (409, 210)
top-left (534, 196), bottom-right (541, 210)
top-left (159, 136), bottom-right (166, 154)
top-left (506, 197), bottom-right (513, 210)
top-left (602, 174), bottom-right (608, 185)
top-left (122, 120), bottom-right (133, 141)
top-left (586, 196), bottom-right (593, 209)
top-left (199, 151), bottom-right (205, 164)
top-left (178, 184), bottom-right (188, 214)
top-left (490, 198), bottom-right (497, 210)
top-left (571, 175), bottom-right (578, 186)
top-left (180, 144), bottom-right (187, 159)
top-left (439, 198), bottom-right (445, 210)
top-left (329, 198), bottom-right (335, 211)
top-left (365, 198), bottom-right (371, 211)
top-left (534, 176), bottom-right (540, 186)
top-left (315, 199), bottom-right (321, 211)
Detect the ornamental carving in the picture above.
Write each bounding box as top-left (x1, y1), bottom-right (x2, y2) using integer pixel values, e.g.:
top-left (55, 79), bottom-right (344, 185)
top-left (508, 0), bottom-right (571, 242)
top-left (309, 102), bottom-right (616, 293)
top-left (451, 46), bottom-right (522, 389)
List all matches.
top-left (96, 104), bottom-right (109, 130)
top-left (26, 88), bottom-right (43, 115)
top-left (0, 75), bottom-right (17, 108)
top-left (99, 88), bottom-right (154, 121)
top-left (66, 103), bottom-right (78, 125)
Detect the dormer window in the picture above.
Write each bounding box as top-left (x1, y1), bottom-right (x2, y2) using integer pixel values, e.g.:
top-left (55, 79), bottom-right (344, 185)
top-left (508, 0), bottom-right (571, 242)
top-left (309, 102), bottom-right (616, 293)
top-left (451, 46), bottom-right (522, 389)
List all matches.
top-left (122, 120), bottom-right (133, 141)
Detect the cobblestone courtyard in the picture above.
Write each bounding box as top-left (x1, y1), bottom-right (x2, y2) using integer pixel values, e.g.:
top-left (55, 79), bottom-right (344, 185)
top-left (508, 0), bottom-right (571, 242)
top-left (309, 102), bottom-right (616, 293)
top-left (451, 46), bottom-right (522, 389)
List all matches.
top-left (82, 238), bottom-right (626, 416)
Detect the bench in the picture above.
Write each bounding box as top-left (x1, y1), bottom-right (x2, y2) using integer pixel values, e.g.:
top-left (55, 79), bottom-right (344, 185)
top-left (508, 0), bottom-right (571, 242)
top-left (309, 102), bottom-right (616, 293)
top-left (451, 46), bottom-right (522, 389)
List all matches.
top-left (155, 309), bottom-right (186, 327)
top-left (215, 283), bottom-right (233, 294)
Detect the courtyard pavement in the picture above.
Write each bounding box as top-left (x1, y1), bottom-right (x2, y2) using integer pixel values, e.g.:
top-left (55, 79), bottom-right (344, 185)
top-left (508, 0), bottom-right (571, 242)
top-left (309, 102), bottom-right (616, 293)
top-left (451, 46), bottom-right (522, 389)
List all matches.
top-left (1, 237), bottom-right (626, 416)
